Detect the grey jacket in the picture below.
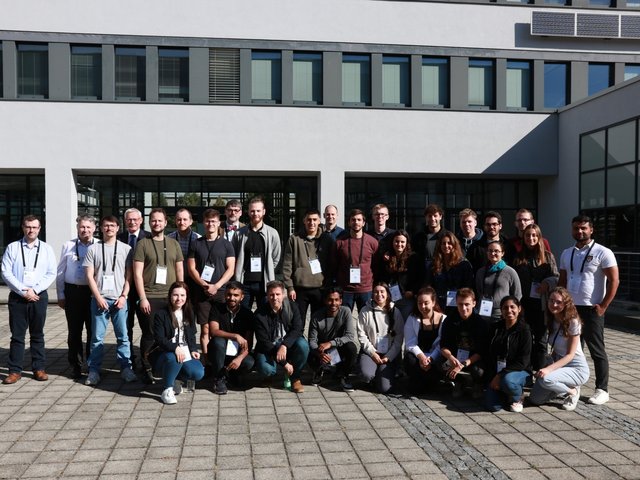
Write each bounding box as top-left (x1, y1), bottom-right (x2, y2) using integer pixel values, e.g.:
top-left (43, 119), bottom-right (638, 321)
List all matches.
top-left (234, 223), bottom-right (281, 289)
top-left (308, 306), bottom-right (356, 350)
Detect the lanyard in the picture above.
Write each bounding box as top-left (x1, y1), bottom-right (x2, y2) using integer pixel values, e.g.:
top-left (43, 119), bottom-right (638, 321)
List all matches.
top-left (20, 240), bottom-right (40, 269)
top-left (75, 238), bottom-right (94, 260)
top-left (570, 241), bottom-right (595, 274)
top-left (101, 240), bottom-right (118, 272)
top-left (347, 235), bottom-right (364, 266)
top-left (548, 325), bottom-right (561, 350)
top-left (151, 238), bottom-right (167, 266)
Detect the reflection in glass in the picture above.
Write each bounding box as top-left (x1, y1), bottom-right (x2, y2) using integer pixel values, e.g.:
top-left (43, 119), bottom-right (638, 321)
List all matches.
top-left (468, 59), bottom-right (494, 108)
top-left (71, 45), bottom-right (102, 99)
top-left (544, 62), bottom-right (568, 109)
top-left (580, 171), bottom-right (605, 209)
top-left (608, 121), bottom-right (635, 166)
top-left (293, 52), bottom-right (322, 104)
top-left (382, 56), bottom-right (410, 106)
top-left (422, 57), bottom-right (449, 107)
top-left (608, 165), bottom-right (635, 207)
top-left (581, 131), bottom-right (606, 171)
top-left (252, 51), bottom-right (281, 103)
top-left (342, 54), bottom-right (371, 105)
top-left (588, 63), bottom-right (613, 96)
top-left (506, 61), bottom-right (531, 110)
top-left (116, 47), bottom-right (146, 100)
top-left (159, 48), bottom-right (189, 102)
top-left (17, 43), bottom-right (48, 98)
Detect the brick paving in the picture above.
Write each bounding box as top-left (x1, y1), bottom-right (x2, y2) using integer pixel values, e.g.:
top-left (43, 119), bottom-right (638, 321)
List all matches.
top-left (0, 305), bottom-right (639, 479)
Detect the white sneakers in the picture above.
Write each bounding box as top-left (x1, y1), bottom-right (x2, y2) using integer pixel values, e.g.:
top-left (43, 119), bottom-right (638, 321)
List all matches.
top-left (588, 388), bottom-right (609, 405)
top-left (161, 387), bottom-right (177, 405)
top-left (85, 371), bottom-right (100, 386)
top-left (509, 401), bottom-right (523, 413)
top-left (562, 386), bottom-right (580, 411)
top-left (120, 368), bottom-right (137, 383)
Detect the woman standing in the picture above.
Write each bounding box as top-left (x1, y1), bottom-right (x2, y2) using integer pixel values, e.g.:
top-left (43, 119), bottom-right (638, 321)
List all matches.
top-left (513, 224), bottom-right (558, 371)
top-left (529, 287), bottom-right (589, 411)
top-left (356, 282), bottom-right (404, 393)
top-left (429, 232), bottom-right (474, 313)
top-left (152, 281), bottom-right (205, 405)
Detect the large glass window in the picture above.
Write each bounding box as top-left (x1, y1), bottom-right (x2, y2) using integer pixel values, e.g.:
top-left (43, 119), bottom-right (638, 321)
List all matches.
top-left (71, 45), bottom-right (102, 99)
top-left (115, 47), bottom-right (146, 101)
top-left (624, 64), bottom-right (640, 81)
top-left (158, 48), bottom-right (189, 102)
top-left (342, 54), bottom-right (370, 106)
top-left (0, 44), bottom-right (3, 98)
top-left (0, 175), bottom-right (46, 257)
top-left (382, 55), bottom-right (410, 107)
top-left (589, 0), bottom-right (612, 5)
top-left (468, 59), bottom-right (494, 109)
top-left (506, 61), bottom-right (531, 110)
top-left (588, 63), bottom-right (613, 96)
top-left (608, 121), bottom-right (635, 166)
top-left (544, 62), bottom-right (568, 109)
top-left (251, 51), bottom-right (281, 104)
top-left (293, 52), bottom-right (322, 104)
top-left (17, 43), bottom-right (48, 98)
top-left (422, 57), bottom-right (449, 107)
top-left (581, 130), bottom-right (606, 171)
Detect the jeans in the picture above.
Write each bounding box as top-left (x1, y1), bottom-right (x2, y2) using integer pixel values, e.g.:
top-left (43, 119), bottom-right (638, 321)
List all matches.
top-left (577, 305), bottom-right (609, 391)
top-left (255, 337), bottom-right (310, 381)
top-left (207, 336), bottom-right (255, 378)
top-left (63, 284), bottom-right (93, 368)
top-left (155, 351), bottom-right (205, 389)
top-left (529, 359), bottom-right (590, 405)
top-left (485, 370), bottom-right (532, 412)
top-left (87, 297), bottom-right (131, 373)
top-left (342, 291), bottom-right (372, 313)
top-left (8, 291), bottom-right (48, 373)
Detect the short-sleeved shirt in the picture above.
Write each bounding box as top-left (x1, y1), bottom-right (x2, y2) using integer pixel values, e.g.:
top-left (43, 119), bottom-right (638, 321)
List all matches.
top-left (188, 236), bottom-right (235, 286)
top-left (559, 241), bottom-right (617, 306)
top-left (134, 237), bottom-right (184, 298)
top-left (549, 318), bottom-right (584, 360)
top-left (84, 240), bottom-right (132, 300)
top-left (209, 302), bottom-right (254, 337)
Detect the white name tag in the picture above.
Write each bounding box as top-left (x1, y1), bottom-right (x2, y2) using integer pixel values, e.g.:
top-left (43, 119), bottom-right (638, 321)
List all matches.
top-left (308, 258), bottom-right (322, 275)
top-left (178, 345), bottom-right (192, 362)
top-left (349, 266), bottom-right (361, 284)
top-left (23, 269), bottom-right (36, 287)
top-left (530, 282), bottom-right (541, 299)
top-left (201, 264), bottom-right (215, 283)
top-left (102, 273), bottom-right (116, 293)
top-left (250, 256), bottom-right (262, 273)
top-left (479, 299), bottom-right (493, 317)
top-left (497, 359), bottom-right (506, 373)
top-left (389, 283), bottom-right (402, 302)
top-left (457, 349), bottom-right (470, 362)
top-left (375, 334), bottom-right (389, 354)
top-left (327, 347), bottom-right (342, 366)
top-left (155, 265), bottom-right (168, 285)
top-left (567, 275), bottom-right (580, 294)
top-left (446, 290), bottom-right (457, 307)
top-left (226, 340), bottom-right (239, 357)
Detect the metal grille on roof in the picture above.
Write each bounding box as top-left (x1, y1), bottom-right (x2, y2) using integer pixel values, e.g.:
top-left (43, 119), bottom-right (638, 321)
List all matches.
top-left (621, 15), bottom-right (640, 38)
top-left (577, 13), bottom-right (618, 38)
top-left (531, 11), bottom-right (575, 36)
top-left (531, 11), bottom-right (640, 39)
top-left (209, 48), bottom-right (240, 104)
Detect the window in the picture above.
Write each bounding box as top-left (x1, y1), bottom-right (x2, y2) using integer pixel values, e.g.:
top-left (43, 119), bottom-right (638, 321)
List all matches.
top-left (209, 48), bottom-right (240, 104)
top-left (17, 43), bottom-right (48, 98)
top-left (251, 51), bottom-right (281, 104)
top-left (544, 62), bottom-right (568, 109)
top-left (588, 63), bottom-right (613, 96)
top-left (115, 47), bottom-right (145, 101)
top-left (158, 48), bottom-right (189, 102)
top-left (589, 0), bottom-right (612, 5)
top-left (624, 64), bottom-right (640, 81)
top-left (293, 52), bottom-right (322, 104)
top-left (581, 130), bottom-right (605, 171)
top-left (422, 57), bottom-right (448, 107)
top-left (544, 0), bottom-right (567, 4)
top-left (506, 61), bottom-right (532, 110)
top-left (0, 44), bottom-right (3, 98)
top-left (71, 45), bottom-right (101, 99)
top-left (342, 54), bottom-right (370, 106)
top-left (468, 59), bottom-right (494, 109)
top-left (382, 55), bottom-right (410, 107)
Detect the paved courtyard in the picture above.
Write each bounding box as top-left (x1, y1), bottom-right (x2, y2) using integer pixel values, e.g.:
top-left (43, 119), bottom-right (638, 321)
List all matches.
top-left (0, 305), bottom-right (639, 479)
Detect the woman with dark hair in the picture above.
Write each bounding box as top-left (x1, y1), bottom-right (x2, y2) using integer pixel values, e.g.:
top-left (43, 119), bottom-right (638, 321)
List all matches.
top-left (152, 281), bottom-right (205, 405)
top-left (404, 287), bottom-right (446, 393)
top-left (529, 287), bottom-right (590, 411)
top-left (513, 224), bottom-right (559, 371)
top-left (356, 282), bottom-right (404, 393)
top-left (485, 296), bottom-right (532, 413)
top-left (429, 232), bottom-right (474, 313)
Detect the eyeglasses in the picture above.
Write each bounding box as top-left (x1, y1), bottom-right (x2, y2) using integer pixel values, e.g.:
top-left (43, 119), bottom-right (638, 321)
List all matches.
top-left (485, 222), bottom-right (500, 227)
top-left (487, 249), bottom-right (502, 254)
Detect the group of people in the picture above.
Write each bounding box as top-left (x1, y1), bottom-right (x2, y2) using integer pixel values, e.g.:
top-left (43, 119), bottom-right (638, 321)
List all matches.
top-left (0, 199), bottom-right (619, 412)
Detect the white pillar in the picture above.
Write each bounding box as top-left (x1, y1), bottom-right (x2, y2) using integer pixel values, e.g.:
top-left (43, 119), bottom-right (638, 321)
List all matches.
top-left (319, 167), bottom-right (345, 228)
top-left (45, 166), bottom-right (77, 258)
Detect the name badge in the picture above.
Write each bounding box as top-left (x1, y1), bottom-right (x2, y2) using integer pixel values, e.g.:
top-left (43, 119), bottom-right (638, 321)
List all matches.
top-left (479, 299), bottom-right (493, 317)
top-left (250, 255), bottom-right (262, 273)
top-left (155, 266), bottom-right (168, 285)
top-left (349, 266), bottom-right (361, 284)
top-left (308, 258), bottom-right (322, 275)
top-left (327, 347), bottom-right (342, 366)
top-left (201, 264), bottom-right (215, 283)
top-left (567, 275), bottom-right (580, 294)
top-left (375, 334), bottom-right (389, 354)
top-left (102, 273), bottom-right (116, 293)
top-left (389, 283), bottom-right (402, 302)
top-left (22, 269), bottom-right (36, 287)
top-left (446, 290), bottom-right (457, 307)
top-left (178, 345), bottom-right (192, 362)
top-left (457, 348), bottom-right (470, 362)
top-left (530, 282), bottom-right (541, 299)
top-left (226, 340), bottom-right (239, 357)
top-left (497, 358), bottom-right (506, 373)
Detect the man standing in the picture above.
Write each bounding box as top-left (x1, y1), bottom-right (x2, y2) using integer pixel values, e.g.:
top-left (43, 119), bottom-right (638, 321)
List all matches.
top-left (323, 204), bottom-right (344, 241)
top-left (334, 209), bottom-right (378, 312)
top-left (1, 215), bottom-right (56, 384)
top-left (56, 214), bottom-right (97, 378)
top-left (168, 208), bottom-right (200, 261)
top-left (282, 208), bottom-right (334, 321)
top-left (187, 208), bottom-right (235, 359)
top-left (224, 199), bottom-right (244, 255)
top-left (133, 208), bottom-right (184, 384)
top-left (467, 211), bottom-right (509, 273)
top-left (507, 208), bottom-right (551, 264)
top-left (559, 214), bottom-right (619, 405)
top-left (235, 196), bottom-right (281, 310)
top-left (84, 216), bottom-right (137, 386)
top-left (254, 281), bottom-right (309, 393)
top-left (117, 207), bottom-right (151, 369)
top-left (207, 281), bottom-right (255, 395)
top-left (367, 204), bottom-right (395, 244)
top-left (456, 208), bottom-right (483, 258)
top-left (308, 287), bottom-right (358, 391)
top-left (412, 204), bottom-right (448, 267)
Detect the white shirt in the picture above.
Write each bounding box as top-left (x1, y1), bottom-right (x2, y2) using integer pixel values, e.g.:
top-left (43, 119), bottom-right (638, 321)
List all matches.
top-left (56, 238), bottom-right (95, 298)
top-left (559, 241), bottom-right (617, 306)
top-left (1, 238), bottom-right (57, 296)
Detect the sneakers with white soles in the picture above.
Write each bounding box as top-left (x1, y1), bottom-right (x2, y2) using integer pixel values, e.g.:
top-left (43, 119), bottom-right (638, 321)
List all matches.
top-left (562, 386), bottom-right (580, 411)
top-left (587, 388), bottom-right (609, 405)
top-left (161, 387), bottom-right (177, 405)
top-left (85, 371), bottom-right (100, 386)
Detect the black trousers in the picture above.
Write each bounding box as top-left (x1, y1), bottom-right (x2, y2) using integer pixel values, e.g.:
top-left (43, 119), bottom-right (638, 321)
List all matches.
top-left (293, 287), bottom-right (323, 324)
top-left (577, 305), bottom-right (609, 391)
top-left (307, 342), bottom-right (358, 378)
top-left (63, 283), bottom-right (93, 368)
top-left (137, 297), bottom-right (167, 371)
top-left (8, 291), bottom-right (48, 373)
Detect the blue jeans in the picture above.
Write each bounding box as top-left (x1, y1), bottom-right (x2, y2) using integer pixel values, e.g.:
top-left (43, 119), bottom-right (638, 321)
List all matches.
top-left (87, 298), bottom-right (131, 373)
top-left (485, 370), bottom-right (532, 411)
top-left (255, 337), bottom-right (309, 381)
top-left (342, 291), bottom-right (372, 313)
top-left (155, 351), bottom-right (205, 389)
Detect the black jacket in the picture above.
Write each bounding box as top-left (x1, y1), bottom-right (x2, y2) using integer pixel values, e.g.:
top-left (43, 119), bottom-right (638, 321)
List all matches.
top-left (488, 319), bottom-right (532, 377)
top-left (152, 308), bottom-right (199, 355)
top-left (254, 298), bottom-right (304, 356)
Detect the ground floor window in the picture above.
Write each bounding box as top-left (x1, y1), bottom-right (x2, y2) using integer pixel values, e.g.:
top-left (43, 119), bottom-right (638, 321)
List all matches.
top-left (0, 174), bottom-right (45, 255)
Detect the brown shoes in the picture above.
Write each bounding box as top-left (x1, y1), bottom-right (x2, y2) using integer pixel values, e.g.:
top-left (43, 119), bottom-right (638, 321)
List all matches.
top-left (3, 372), bottom-right (22, 384)
top-left (291, 379), bottom-right (304, 393)
top-left (33, 370), bottom-right (49, 381)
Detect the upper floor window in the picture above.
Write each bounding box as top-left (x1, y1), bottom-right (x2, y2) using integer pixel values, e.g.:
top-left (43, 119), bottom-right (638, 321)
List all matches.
top-left (624, 64), bottom-right (640, 81)
top-left (116, 47), bottom-right (146, 101)
top-left (544, 0), bottom-right (568, 4)
top-left (17, 43), bottom-right (48, 98)
top-left (159, 48), bottom-right (189, 102)
top-left (252, 51), bottom-right (281, 104)
top-left (506, 60), bottom-right (532, 110)
top-left (0, 44), bottom-right (3, 98)
top-left (588, 63), bottom-right (613, 96)
top-left (342, 54), bottom-right (370, 106)
top-left (589, 0), bottom-right (612, 6)
top-left (71, 45), bottom-right (102, 100)
top-left (382, 55), bottom-right (410, 107)
top-left (544, 62), bottom-right (569, 109)
top-left (293, 52), bottom-right (322, 105)
top-left (422, 57), bottom-right (449, 108)
top-left (468, 58), bottom-right (494, 109)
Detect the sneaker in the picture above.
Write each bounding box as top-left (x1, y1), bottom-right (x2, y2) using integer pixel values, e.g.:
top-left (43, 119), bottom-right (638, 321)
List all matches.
top-left (161, 387), bottom-right (177, 405)
top-left (562, 386), bottom-right (580, 411)
top-left (85, 371), bottom-right (100, 386)
top-left (311, 369), bottom-right (324, 386)
top-left (214, 377), bottom-right (227, 395)
top-left (291, 379), bottom-right (305, 393)
top-left (173, 380), bottom-right (183, 395)
top-left (587, 388), bottom-right (609, 405)
top-left (341, 377), bottom-right (355, 392)
top-left (120, 368), bottom-right (137, 383)
top-left (509, 401), bottom-right (524, 413)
